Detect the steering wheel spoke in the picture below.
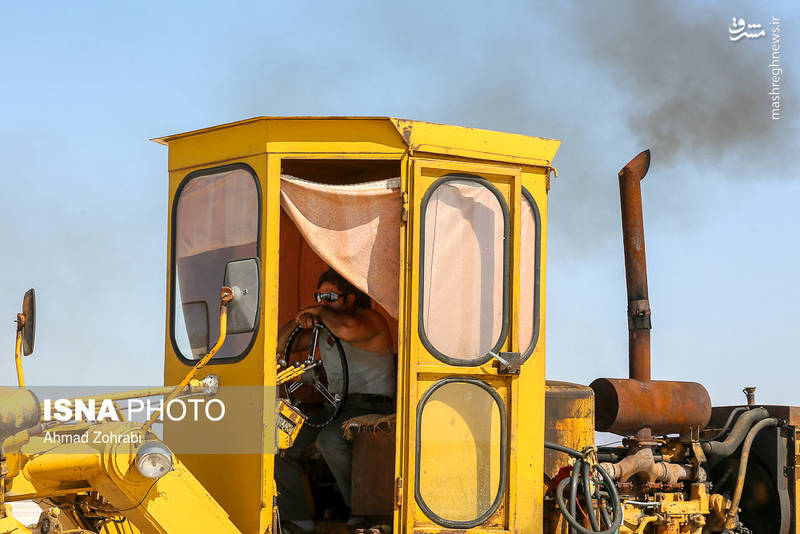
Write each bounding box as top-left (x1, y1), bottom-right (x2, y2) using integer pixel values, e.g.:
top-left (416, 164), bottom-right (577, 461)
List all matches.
top-left (286, 380), bottom-right (304, 394)
top-left (279, 321), bottom-right (348, 428)
top-left (312, 378), bottom-right (341, 407)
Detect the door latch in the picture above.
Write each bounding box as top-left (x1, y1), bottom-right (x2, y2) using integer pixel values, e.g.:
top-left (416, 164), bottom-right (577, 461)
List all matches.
top-left (489, 351), bottom-right (522, 375)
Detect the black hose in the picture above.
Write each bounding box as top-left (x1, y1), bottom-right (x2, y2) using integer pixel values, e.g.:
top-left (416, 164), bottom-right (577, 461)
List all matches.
top-left (722, 417), bottom-right (779, 534)
top-left (582, 462), bottom-right (600, 531)
top-left (702, 406), bottom-right (747, 442)
top-left (702, 407), bottom-right (769, 459)
top-left (595, 484), bottom-right (613, 531)
top-left (569, 458), bottom-right (580, 534)
top-left (546, 441), bottom-right (623, 534)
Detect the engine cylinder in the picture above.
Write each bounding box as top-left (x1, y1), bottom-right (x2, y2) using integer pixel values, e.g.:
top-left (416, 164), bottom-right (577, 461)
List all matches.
top-left (544, 381), bottom-right (594, 480)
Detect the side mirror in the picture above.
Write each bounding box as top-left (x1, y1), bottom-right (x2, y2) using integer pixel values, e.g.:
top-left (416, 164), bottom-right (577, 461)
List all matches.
top-left (21, 289), bottom-right (35, 356)
top-left (223, 258), bottom-right (259, 334)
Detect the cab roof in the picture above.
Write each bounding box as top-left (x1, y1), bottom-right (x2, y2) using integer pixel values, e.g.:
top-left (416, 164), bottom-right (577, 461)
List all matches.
top-left (152, 116), bottom-right (560, 168)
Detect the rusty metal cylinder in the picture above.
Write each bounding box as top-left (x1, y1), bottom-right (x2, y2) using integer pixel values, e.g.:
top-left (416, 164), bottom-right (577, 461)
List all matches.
top-left (590, 378), bottom-right (711, 436)
top-left (619, 149), bottom-right (653, 382)
top-left (0, 386), bottom-right (41, 441)
top-left (544, 381), bottom-right (594, 480)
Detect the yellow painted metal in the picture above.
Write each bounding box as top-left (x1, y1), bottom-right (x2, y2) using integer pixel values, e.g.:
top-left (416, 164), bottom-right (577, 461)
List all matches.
top-left (616, 484), bottom-right (712, 534)
top-left (397, 155), bottom-right (551, 533)
top-left (143, 290), bottom-right (230, 437)
top-left (5, 423), bottom-right (240, 533)
top-left (162, 163), bottom-right (270, 532)
top-left (152, 117), bottom-right (560, 171)
top-left (276, 363), bottom-right (311, 385)
top-left (275, 399), bottom-right (305, 450)
top-left (0, 504), bottom-right (30, 533)
top-left (391, 118), bottom-right (560, 168)
top-left (14, 327), bottom-right (24, 388)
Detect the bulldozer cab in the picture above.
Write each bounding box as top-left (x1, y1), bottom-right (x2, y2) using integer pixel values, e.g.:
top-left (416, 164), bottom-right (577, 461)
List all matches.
top-left (154, 117), bottom-right (560, 533)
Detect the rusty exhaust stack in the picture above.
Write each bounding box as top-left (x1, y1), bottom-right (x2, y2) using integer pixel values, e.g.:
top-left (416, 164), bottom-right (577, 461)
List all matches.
top-left (591, 150), bottom-right (711, 439)
top-left (619, 150), bottom-right (652, 382)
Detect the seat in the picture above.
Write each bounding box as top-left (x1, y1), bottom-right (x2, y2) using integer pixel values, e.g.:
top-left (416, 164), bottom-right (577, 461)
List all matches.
top-left (344, 413), bottom-right (396, 517)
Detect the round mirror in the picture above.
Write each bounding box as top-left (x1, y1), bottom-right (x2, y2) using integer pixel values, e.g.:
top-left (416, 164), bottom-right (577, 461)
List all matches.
top-left (21, 288), bottom-right (35, 356)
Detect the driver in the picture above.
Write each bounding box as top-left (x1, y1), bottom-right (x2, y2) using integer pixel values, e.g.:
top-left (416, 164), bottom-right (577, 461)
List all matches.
top-left (275, 269), bottom-right (395, 533)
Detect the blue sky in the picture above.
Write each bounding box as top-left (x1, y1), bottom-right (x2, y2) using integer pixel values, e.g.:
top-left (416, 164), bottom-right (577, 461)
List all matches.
top-left (1, 2), bottom-right (798, 408)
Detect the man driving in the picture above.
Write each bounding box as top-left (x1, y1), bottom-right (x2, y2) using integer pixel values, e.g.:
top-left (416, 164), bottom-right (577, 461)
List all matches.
top-left (276, 269), bottom-right (395, 533)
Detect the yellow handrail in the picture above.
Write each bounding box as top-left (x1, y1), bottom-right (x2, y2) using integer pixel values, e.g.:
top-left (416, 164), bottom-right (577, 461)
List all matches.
top-left (14, 314), bottom-right (25, 388)
top-left (139, 286), bottom-right (233, 437)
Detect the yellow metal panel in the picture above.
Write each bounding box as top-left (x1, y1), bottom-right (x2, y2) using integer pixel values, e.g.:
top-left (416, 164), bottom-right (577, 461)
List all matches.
top-left (163, 153), bottom-right (269, 534)
top-left (263, 118), bottom-right (407, 154)
top-left (401, 157), bottom-right (550, 534)
top-left (0, 504), bottom-right (31, 533)
top-left (162, 119), bottom-right (269, 172)
top-left (515, 167), bottom-right (548, 533)
top-left (392, 118), bottom-right (560, 167)
top-left (154, 116), bottom-right (561, 169)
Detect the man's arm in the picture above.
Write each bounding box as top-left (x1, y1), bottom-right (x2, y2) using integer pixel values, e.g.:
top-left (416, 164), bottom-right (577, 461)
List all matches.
top-left (298, 306), bottom-right (384, 344)
top-left (276, 318), bottom-right (312, 358)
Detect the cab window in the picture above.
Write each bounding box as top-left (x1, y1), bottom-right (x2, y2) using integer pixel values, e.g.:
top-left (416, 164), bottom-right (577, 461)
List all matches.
top-left (419, 175), bottom-right (509, 366)
top-left (519, 187), bottom-right (541, 360)
top-left (171, 164), bottom-right (260, 361)
top-left (416, 378), bottom-right (507, 528)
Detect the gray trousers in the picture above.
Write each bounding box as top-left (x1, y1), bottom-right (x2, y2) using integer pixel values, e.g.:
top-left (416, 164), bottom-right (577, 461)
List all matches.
top-left (275, 398), bottom-right (393, 522)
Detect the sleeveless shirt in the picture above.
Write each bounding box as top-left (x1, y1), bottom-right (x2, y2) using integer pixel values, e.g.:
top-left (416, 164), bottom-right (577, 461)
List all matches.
top-left (319, 337), bottom-right (395, 398)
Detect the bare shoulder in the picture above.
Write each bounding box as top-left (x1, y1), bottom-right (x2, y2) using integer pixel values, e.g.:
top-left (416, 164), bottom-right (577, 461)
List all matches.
top-left (356, 307), bottom-right (390, 331)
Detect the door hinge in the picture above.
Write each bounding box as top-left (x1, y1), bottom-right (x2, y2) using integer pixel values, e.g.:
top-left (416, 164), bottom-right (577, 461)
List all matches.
top-left (395, 476), bottom-right (403, 508)
top-left (400, 191), bottom-right (408, 224)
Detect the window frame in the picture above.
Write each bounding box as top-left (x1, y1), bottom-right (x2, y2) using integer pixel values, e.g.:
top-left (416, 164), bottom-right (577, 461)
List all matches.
top-left (414, 376), bottom-right (508, 529)
top-left (417, 174), bottom-right (511, 367)
top-left (520, 187), bottom-right (542, 362)
top-left (169, 162), bottom-right (262, 365)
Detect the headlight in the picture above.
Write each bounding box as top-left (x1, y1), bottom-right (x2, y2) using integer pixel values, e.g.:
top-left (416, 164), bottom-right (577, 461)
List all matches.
top-left (135, 441), bottom-right (174, 479)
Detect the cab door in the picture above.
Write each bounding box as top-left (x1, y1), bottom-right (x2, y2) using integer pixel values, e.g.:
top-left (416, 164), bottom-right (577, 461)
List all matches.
top-left (397, 158), bottom-right (545, 533)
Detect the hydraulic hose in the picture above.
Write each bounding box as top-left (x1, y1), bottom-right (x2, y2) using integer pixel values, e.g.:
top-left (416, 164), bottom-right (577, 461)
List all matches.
top-left (569, 459), bottom-right (580, 534)
top-left (546, 441), bottom-right (623, 534)
top-left (582, 462), bottom-right (601, 531)
top-left (721, 417), bottom-right (779, 533)
top-left (703, 406), bottom-right (747, 442)
top-left (702, 407), bottom-right (769, 459)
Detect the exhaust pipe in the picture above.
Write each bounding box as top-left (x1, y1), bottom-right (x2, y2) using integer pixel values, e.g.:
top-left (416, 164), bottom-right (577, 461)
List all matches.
top-left (619, 150), bottom-right (652, 382)
top-left (591, 150), bottom-right (711, 439)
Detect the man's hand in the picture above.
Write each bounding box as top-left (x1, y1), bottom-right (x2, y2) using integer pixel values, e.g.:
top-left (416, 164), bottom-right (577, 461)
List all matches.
top-left (295, 306), bottom-right (323, 328)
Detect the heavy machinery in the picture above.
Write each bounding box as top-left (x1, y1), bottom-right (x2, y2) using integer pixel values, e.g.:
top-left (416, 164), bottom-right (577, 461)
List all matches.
top-left (0, 117), bottom-right (797, 534)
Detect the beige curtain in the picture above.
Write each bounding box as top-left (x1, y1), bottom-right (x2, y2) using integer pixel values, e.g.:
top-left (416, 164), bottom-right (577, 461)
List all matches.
top-left (280, 175), bottom-right (402, 318)
top-left (176, 168), bottom-right (258, 260)
top-left (422, 180), bottom-right (504, 361)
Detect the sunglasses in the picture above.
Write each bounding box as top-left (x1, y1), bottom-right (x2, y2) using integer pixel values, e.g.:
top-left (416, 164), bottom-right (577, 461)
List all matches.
top-left (314, 291), bottom-right (347, 303)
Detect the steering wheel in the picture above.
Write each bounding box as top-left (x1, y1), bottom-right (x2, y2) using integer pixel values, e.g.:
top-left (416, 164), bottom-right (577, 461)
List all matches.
top-left (280, 321), bottom-right (348, 428)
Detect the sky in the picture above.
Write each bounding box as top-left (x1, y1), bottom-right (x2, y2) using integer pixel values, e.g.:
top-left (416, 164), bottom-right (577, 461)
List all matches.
top-left (0, 1), bottom-right (798, 410)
